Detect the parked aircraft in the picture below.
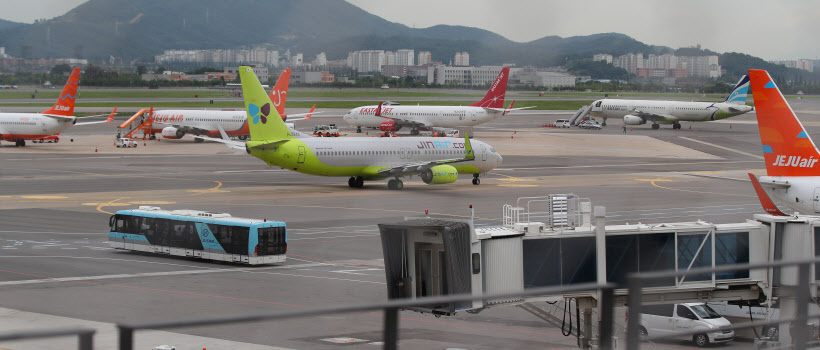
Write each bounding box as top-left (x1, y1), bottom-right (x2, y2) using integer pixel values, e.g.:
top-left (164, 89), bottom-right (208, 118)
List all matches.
top-left (0, 67), bottom-right (115, 146)
top-left (745, 69), bottom-right (820, 214)
top-left (148, 68), bottom-right (315, 141)
top-left (342, 67), bottom-right (529, 134)
top-left (200, 66), bottom-right (503, 190)
top-left (588, 76), bottom-right (753, 129)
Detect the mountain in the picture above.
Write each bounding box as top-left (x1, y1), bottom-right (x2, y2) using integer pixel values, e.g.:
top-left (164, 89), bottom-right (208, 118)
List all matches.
top-left (0, 18), bottom-right (25, 31)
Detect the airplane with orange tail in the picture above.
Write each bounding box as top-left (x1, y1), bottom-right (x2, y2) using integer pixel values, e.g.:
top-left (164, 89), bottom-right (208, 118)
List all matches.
top-left (746, 69), bottom-right (820, 215)
top-left (0, 67), bottom-right (116, 146)
top-left (145, 68), bottom-right (316, 142)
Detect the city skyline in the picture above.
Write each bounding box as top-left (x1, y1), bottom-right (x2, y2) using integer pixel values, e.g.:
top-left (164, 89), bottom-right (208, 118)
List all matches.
top-left (0, 0), bottom-right (817, 61)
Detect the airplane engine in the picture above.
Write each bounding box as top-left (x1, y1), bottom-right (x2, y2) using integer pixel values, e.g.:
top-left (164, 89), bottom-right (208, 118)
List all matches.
top-left (379, 120), bottom-right (402, 132)
top-left (623, 115), bottom-right (646, 125)
top-left (161, 127), bottom-right (185, 139)
top-left (420, 165), bottom-right (459, 185)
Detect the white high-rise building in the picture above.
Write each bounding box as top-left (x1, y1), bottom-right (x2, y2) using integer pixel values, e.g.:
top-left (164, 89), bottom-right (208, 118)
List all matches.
top-left (593, 54), bottom-right (613, 64)
top-left (292, 53), bottom-right (303, 67)
top-left (315, 52), bottom-right (327, 67)
top-left (347, 50), bottom-right (386, 72)
top-left (454, 52), bottom-right (470, 66)
top-left (418, 51), bottom-right (432, 65)
top-left (396, 49), bottom-right (414, 66)
top-left (384, 51), bottom-right (396, 66)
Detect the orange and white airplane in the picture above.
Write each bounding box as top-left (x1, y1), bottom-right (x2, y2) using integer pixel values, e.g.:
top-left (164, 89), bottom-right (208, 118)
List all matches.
top-left (148, 68), bottom-right (315, 141)
top-left (747, 69), bottom-right (819, 215)
top-left (0, 67), bottom-right (115, 146)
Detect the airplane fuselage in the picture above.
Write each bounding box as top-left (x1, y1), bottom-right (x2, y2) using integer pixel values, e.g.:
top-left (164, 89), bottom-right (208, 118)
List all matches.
top-left (0, 113), bottom-right (75, 141)
top-left (589, 99), bottom-right (753, 124)
top-left (759, 176), bottom-right (820, 214)
top-left (249, 136), bottom-right (502, 180)
top-left (149, 110), bottom-right (249, 137)
top-left (343, 105), bottom-right (503, 129)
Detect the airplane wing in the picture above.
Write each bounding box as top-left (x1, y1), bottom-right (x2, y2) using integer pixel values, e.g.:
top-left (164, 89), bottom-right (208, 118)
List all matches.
top-left (194, 124), bottom-right (290, 151)
top-left (484, 106), bottom-right (536, 114)
top-left (628, 108), bottom-right (679, 123)
top-left (285, 104), bottom-right (319, 121)
top-left (376, 133), bottom-right (476, 177)
top-left (73, 107), bottom-right (119, 126)
top-left (374, 101), bottom-right (431, 128)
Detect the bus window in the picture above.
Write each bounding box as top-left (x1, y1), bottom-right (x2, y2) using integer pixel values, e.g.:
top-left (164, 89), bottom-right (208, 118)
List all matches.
top-left (210, 224), bottom-right (250, 255)
top-left (115, 215), bottom-right (140, 234)
top-left (258, 227), bottom-right (287, 255)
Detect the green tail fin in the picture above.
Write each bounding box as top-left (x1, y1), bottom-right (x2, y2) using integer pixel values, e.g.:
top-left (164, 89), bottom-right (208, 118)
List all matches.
top-left (239, 66), bottom-right (293, 141)
top-left (463, 133), bottom-right (475, 160)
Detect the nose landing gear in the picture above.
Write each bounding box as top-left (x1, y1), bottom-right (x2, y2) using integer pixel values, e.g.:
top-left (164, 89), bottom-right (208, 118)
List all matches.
top-left (472, 174), bottom-right (480, 185)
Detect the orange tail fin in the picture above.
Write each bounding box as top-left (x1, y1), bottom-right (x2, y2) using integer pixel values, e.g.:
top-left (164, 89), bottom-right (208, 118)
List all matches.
top-left (42, 67), bottom-right (80, 116)
top-left (749, 69), bottom-right (820, 176)
top-left (269, 68), bottom-right (291, 116)
top-left (470, 67), bottom-right (509, 108)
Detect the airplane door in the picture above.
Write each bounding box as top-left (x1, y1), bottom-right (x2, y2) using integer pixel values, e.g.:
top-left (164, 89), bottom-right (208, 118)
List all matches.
top-left (400, 148), bottom-right (406, 159)
top-left (481, 145), bottom-right (487, 161)
top-left (297, 146), bottom-right (306, 164)
top-left (415, 243), bottom-right (447, 297)
top-left (471, 111), bottom-right (478, 122)
top-left (814, 188), bottom-right (820, 212)
top-left (39, 118), bottom-right (48, 133)
top-left (406, 148), bottom-right (412, 160)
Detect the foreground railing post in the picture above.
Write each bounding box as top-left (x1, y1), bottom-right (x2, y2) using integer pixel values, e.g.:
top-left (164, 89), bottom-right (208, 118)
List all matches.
top-left (118, 326), bottom-right (133, 350)
top-left (598, 287), bottom-right (615, 350)
top-left (625, 276), bottom-right (642, 350)
top-left (383, 307), bottom-right (399, 350)
top-left (78, 330), bottom-right (94, 350)
top-left (794, 262), bottom-right (811, 350)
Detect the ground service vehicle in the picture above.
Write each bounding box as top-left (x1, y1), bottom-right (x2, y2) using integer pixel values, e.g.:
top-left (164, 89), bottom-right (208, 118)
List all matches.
top-left (638, 303), bottom-right (734, 347)
top-left (108, 206), bottom-right (287, 265)
top-left (555, 119), bottom-right (571, 128)
top-left (116, 138), bottom-right (138, 148)
top-left (313, 124), bottom-right (339, 137)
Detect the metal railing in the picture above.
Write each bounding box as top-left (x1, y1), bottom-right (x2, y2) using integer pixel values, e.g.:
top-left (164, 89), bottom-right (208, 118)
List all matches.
top-left (625, 257), bottom-right (820, 350)
top-left (117, 282), bottom-right (617, 350)
top-left (0, 327), bottom-right (95, 350)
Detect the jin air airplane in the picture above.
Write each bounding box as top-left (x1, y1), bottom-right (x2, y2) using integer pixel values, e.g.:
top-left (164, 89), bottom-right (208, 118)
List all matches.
top-left (147, 68), bottom-right (316, 141)
top-left (588, 75), bottom-right (753, 129)
top-left (200, 66), bottom-right (503, 190)
top-left (342, 67), bottom-right (529, 134)
top-left (0, 67), bottom-right (115, 146)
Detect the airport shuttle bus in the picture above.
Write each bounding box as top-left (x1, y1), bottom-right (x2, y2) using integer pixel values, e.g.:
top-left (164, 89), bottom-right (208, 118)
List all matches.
top-left (108, 206), bottom-right (287, 265)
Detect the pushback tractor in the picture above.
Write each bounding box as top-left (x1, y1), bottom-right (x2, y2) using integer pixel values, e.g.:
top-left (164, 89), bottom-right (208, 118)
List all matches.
top-left (109, 206), bottom-right (287, 265)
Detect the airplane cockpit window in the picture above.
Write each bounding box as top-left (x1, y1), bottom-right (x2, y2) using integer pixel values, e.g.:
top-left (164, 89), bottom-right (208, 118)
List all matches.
top-left (595, 101), bottom-right (602, 107)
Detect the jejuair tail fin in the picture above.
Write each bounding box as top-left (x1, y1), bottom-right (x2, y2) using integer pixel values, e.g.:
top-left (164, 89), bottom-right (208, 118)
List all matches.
top-left (42, 67), bottom-right (80, 116)
top-left (269, 68), bottom-right (291, 115)
top-left (240, 66), bottom-right (294, 142)
top-left (749, 69), bottom-right (820, 177)
top-left (724, 75), bottom-right (750, 105)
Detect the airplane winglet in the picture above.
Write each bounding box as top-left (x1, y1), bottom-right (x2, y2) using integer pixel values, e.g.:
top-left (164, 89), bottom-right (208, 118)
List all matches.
top-left (504, 100), bottom-right (516, 115)
top-left (748, 173), bottom-right (788, 216)
top-left (306, 104), bottom-right (315, 120)
top-left (105, 106), bottom-right (118, 122)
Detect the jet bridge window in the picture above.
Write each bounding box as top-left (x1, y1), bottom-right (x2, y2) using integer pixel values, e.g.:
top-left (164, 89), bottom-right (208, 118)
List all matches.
top-left (715, 232), bottom-right (750, 279)
top-left (815, 227), bottom-right (820, 280)
top-left (677, 233), bottom-right (712, 282)
top-left (606, 232), bottom-right (676, 288)
top-left (523, 237), bottom-right (596, 288)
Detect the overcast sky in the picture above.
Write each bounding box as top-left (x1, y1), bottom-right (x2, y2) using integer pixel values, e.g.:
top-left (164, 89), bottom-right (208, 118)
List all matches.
top-left (0, 0), bottom-right (816, 61)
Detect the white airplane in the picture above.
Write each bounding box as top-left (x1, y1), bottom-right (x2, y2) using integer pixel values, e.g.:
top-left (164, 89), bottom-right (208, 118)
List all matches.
top-left (342, 67), bottom-right (529, 134)
top-left (587, 76), bottom-right (753, 129)
top-left (741, 69), bottom-right (820, 215)
top-left (199, 66), bottom-right (503, 190)
top-left (0, 67), bottom-right (115, 146)
top-left (144, 68), bottom-right (315, 141)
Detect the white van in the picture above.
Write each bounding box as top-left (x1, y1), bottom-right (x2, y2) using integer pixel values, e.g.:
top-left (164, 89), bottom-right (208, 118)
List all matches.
top-left (555, 119), bottom-right (571, 128)
top-left (638, 303), bottom-right (734, 347)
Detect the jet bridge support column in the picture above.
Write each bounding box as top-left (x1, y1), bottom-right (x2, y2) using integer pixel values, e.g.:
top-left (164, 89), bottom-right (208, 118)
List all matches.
top-left (592, 206), bottom-right (607, 349)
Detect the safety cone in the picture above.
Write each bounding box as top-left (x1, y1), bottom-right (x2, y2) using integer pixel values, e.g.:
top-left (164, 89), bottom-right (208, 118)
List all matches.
top-left (730, 124), bottom-right (732, 129)
top-left (144, 142), bottom-right (147, 146)
top-left (95, 147), bottom-right (98, 152)
top-left (689, 125), bottom-right (692, 130)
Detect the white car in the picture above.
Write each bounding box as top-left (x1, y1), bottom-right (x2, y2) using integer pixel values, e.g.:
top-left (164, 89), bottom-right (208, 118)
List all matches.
top-left (578, 120), bottom-right (602, 130)
top-left (116, 138), bottom-right (138, 148)
top-left (555, 119), bottom-right (571, 128)
top-left (637, 303), bottom-right (734, 347)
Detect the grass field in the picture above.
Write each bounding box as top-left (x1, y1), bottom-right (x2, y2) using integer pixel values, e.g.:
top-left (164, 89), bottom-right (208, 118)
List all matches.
top-left (0, 90), bottom-right (483, 100)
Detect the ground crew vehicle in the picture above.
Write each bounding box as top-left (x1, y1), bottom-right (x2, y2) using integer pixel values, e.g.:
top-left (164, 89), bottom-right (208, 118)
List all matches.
top-left (116, 138), bottom-right (138, 147)
top-left (313, 124), bottom-right (339, 137)
top-left (637, 303), bottom-right (734, 347)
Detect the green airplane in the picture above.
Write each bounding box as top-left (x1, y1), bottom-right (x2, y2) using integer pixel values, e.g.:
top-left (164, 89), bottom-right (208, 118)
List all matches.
top-left (201, 66), bottom-right (503, 190)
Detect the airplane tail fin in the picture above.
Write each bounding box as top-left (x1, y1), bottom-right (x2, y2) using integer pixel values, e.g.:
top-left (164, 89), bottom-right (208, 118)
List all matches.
top-left (748, 173), bottom-right (788, 216)
top-left (239, 66), bottom-right (293, 142)
top-left (42, 67), bottom-right (80, 116)
top-left (269, 68), bottom-right (291, 115)
top-left (750, 69), bottom-right (820, 177)
top-left (724, 75), bottom-right (750, 105)
top-left (469, 67), bottom-right (509, 108)
top-left (375, 102), bottom-right (383, 117)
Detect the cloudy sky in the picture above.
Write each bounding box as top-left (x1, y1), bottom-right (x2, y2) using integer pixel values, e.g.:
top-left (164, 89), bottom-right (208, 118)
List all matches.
top-left (0, 0), bottom-right (816, 60)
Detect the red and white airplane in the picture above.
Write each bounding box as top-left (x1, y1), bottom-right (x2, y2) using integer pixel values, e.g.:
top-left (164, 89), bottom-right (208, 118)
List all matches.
top-left (148, 68), bottom-right (315, 141)
top-left (747, 69), bottom-right (820, 215)
top-left (0, 67), bottom-right (115, 146)
top-left (342, 67), bottom-right (529, 134)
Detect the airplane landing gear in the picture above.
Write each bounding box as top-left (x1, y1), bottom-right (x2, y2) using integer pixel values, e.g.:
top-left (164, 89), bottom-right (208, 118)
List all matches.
top-left (387, 178), bottom-right (404, 190)
top-left (194, 137), bottom-right (204, 143)
top-left (651, 123), bottom-right (660, 130)
top-left (601, 121), bottom-right (607, 127)
top-left (348, 176), bottom-right (364, 188)
top-left (472, 174), bottom-right (480, 185)
top-left (356, 127), bottom-right (362, 133)
top-left (672, 122), bottom-right (681, 130)
top-left (410, 129), bottom-right (420, 135)
top-left (15, 139), bottom-right (25, 147)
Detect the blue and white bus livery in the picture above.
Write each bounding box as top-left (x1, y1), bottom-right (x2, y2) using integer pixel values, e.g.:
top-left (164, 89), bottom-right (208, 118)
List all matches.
top-left (108, 206), bottom-right (287, 265)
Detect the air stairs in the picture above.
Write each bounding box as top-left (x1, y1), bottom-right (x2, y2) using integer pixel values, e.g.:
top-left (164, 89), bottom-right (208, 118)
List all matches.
top-left (119, 108), bottom-right (154, 139)
top-left (569, 105), bottom-right (591, 126)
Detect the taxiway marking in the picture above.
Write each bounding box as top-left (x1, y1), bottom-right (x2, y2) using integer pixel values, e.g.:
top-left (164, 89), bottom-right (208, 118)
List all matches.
top-left (678, 137), bottom-right (763, 160)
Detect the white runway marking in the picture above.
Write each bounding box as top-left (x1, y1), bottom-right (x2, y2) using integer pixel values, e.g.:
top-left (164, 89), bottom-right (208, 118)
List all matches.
top-left (678, 137), bottom-right (764, 160)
